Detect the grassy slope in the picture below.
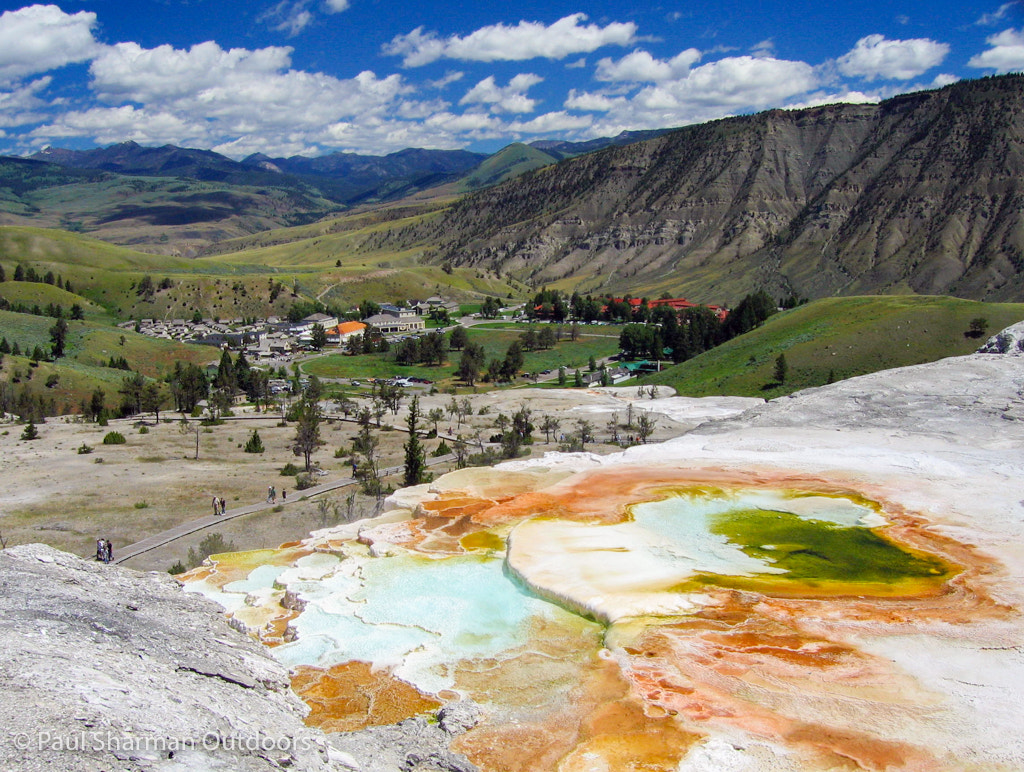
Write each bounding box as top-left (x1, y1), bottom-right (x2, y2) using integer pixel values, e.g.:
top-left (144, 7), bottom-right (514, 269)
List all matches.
top-left (643, 296), bottom-right (1024, 398)
top-left (0, 308), bottom-right (218, 413)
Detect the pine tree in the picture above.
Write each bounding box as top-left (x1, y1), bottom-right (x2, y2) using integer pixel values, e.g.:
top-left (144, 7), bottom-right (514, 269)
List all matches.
top-left (774, 353), bottom-right (788, 384)
top-left (403, 395), bottom-right (427, 487)
top-left (244, 429), bottom-right (265, 453)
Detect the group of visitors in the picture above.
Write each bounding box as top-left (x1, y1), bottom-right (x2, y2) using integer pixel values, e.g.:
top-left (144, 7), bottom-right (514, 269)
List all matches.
top-left (95, 538), bottom-right (113, 563)
top-left (211, 496), bottom-right (227, 516)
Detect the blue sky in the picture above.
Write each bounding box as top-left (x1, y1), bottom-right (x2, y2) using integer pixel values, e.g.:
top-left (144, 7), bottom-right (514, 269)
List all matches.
top-left (0, 0), bottom-right (1021, 159)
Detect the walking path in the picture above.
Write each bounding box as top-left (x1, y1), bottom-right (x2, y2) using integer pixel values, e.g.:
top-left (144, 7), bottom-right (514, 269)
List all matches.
top-left (111, 453), bottom-right (455, 565)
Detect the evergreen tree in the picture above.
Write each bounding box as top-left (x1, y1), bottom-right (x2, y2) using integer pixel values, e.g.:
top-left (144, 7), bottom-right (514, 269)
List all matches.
top-left (310, 322), bottom-right (327, 351)
top-left (49, 317), bottom-right (68, 359)
top-left (403, 395), bottom-right (427, 487)
top-left (291, 396), bottom-right (324, 472)
top-left (244, 429), bottom-right (265, 453)
top-left (214, 349), bottom-right (236, 393)
top-left (20, 420), bottom-right (39, 441)
top-left (448, 325), bottom-right (468, 351)
top-left (774, 353), bottom-right (788, 384)
top-left (457, 342), bottom-right (485, 385)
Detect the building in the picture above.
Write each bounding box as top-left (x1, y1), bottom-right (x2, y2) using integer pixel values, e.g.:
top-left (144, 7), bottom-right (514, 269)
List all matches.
top-left (363, 312), bottom-right (426, 336)
top-left (325, 321), bottom-right (367, 347)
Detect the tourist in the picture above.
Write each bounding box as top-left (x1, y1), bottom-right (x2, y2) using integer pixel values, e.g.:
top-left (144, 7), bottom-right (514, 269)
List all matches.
top-left (213, 496), bottom-right (220, 516)
top-left (103, 539), bottom-right (113, 564)
top-left (96, 537), bottom-right (105, 562)
top-left (219, 497), bottom-right (227, 515)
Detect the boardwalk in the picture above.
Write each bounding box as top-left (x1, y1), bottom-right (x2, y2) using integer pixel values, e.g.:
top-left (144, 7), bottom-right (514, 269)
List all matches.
top-left (112, 454), bottom-right (455, 565)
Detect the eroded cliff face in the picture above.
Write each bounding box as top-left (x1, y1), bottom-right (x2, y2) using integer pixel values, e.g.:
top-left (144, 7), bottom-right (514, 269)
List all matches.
top-left (185, 327), bottom-right (1024, 771)
top-left (438, 75), bottom-right (1024, 302)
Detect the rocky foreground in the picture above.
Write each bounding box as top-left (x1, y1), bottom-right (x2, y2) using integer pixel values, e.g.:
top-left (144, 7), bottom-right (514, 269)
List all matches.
top-left (3, 323), bottom-right (1024, 771)
top-left (0, 543), bottom-right (481, 771)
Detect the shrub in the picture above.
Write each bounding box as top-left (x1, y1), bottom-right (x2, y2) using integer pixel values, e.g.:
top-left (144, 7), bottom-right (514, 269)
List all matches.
top-left (20, 421), bottom-right (39, 441)
top-left (295, 473), bottom-right (315, 490)
top-left (77, 443), bottom-right (93, 455)
top-left (134, 501), bottom-right (149, 509)
top-left (138, 425), bottom-right (149, 435)
top-left (432, 440), bottom-right (451, 457)
top-left (168, 561), bottom-right (186, 575)
top-left (187, 532), bottom-right (236, 569)
top-left (280, 462), bottom-right (300, 476)
top-left (102, 431), bottom-right (127, 445)
top-left (244, 429), bottom-right (265, 454)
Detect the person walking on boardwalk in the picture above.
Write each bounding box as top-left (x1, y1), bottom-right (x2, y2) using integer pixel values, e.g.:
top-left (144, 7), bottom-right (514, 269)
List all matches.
top-left (213, 496), bottom-right (220, 516)
top-left (219, 497), bottom-right (226, 515)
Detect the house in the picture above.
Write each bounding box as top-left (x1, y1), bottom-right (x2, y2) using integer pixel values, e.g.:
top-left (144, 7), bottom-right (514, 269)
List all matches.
top-left (363, 312), bottom-right (425, 336)
top-left (325, 321), bottom-right (367, 346)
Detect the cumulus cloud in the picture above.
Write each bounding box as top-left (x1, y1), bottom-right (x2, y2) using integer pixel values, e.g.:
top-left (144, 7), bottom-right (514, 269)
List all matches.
top-left (596, 48), bottom-right (701, 82)
top-left (0, 77), bottom-right (53, 128)
top-left (0, 5), bottom-right (100, 85)
top-left (21, 38), bottom-right (446, 155)
top-left (90, 41), bottom-right (295, 103)
top-left (507, 110), bottom-right (593, 134)
top-left (324, 0), bottom-right (350, 12)
top-left (383, 13), bottom-right (637, 67)
top-left (968, 28), bottom-right (1024, 71)
top-left (577, 55), bottom-right (821, 136)
top-left (837, 34), bottom-right (949, 80)
top-left (564, 89), bottom-right (623, 112)
top-left (460, 73), bottom-right (542, 113)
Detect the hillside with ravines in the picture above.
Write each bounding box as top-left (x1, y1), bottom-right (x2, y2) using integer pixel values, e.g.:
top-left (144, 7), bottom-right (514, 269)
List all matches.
top-left (427, 75), bottom-right (1024, 304)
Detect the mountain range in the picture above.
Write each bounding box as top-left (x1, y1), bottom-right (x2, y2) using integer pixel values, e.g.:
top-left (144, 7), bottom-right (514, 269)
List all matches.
top-left (3, 75), bottom-right (1024, 303)
top-left (430, 74), bottom-right (1024, 303)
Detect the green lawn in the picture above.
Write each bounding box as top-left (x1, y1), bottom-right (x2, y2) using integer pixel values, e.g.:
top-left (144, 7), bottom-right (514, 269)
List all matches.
top-left (300, 327), bottom-right (622, 386)
top-left (644, 296), bottom-right (1024, 397)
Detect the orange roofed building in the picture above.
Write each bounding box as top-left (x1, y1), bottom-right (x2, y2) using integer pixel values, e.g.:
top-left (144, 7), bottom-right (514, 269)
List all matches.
top-left (325, 321), bottom-right (367, 346)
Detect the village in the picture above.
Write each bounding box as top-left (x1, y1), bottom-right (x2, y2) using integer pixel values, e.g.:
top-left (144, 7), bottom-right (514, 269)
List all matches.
top-left (123, 295), bottom-right (462, 361)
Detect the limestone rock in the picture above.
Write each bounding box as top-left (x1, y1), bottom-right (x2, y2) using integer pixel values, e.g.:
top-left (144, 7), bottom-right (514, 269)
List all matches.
top-left (0, 544), bottom-right (337, 771)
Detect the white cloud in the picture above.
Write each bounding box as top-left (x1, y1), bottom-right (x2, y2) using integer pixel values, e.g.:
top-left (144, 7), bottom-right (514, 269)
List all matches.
top-left (837, 34), bottom-right (949, 80)
top-left (0, 77), bottom-right (52, 128)
top-left (564, 89), bottom-right (624, 112)
top-left (507, 110), bottom-right (593, 134)
top-left (596, 48), bottom-right (701, 82)
top-left (976, 2), bottom-right (1020, 26)
top-left (30, 105), bottom-right (199, 146)
top-left (24, 38), bottom-right (446, 156)
top-left (460, 74), bottom-right (542, 114)
top-left (968, 28), bottom-right (1024, 71)
top-left (427, 71), bottom-right (464, 89)
top-left (0, 5), bottom-right (100, 85)
top-left (324, 0), bottom-right (350, 12)
top-left (258, 0), bottom-right (316, 36)
top-left (425, 111), bottom-right (501, 131)
top-left (90, 41), bottom-right (295, 103)
top-left (580, 55), bottom-right (821, 136)
top-left (383, 13), bottom-right (637, 67)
